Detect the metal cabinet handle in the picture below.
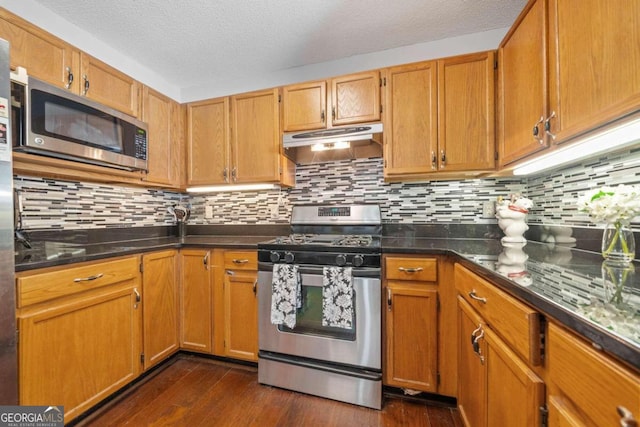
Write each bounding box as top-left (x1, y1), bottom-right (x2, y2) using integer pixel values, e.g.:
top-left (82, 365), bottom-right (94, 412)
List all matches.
top-left (134, 288), bottom-right (141, 303)
top-left (253, 280), bottom-right (257, 296)
top-left (74, 273), bottom-right (104, 282)
top-left (231, 167), bottom-right (237, 182)
top-left (544, 111), bottom-right (557, 140)
top-left (468, 290), bottom-right (487, 304)
top-left (398, 267), bottom-right (423, 273)
top-left (321, 110), bottom-right (325, 123)
top-left (332, 106), bottom-right (336, 120)
top-left (65, 67), bottom-right (74, 89)
top-left (232, 259), bottom-right (249, 264)
top-left (618, 406), bottom-right (638, 427)
top-left (222, 168), bottom-right (228, 183)
top-left (431, 151), bottom-right (437, 170)
top-left (203, 252), bottom-right (209, 270)
top-left (387, 288), bottom-right (392, 311)
top-left (532, 115), bottom-right (544, 145)
top-left (440, 150), bottom-right (446, 167)
top-left (82, 74), bottom-right (90, 95)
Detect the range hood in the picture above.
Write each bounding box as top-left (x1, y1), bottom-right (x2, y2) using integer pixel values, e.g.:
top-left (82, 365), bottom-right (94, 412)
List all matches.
top-left (282, 123), bottom-right (383, 163)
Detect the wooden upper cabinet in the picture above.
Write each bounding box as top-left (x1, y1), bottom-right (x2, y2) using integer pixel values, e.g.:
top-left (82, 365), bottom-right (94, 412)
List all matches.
top-left (384, 52), bottom-right (495, 180)
top-left (547, 0), bottom-right (640, 144)
top-left (80, 53), bottom-right (140, 117)
top-left (383, 60), bottom-right (438, 177)
top-left (499, 0), bottom-right (640, 168)
top-left (231, 88), bottom-right (281, 183)
top-left (142, 87), bottom-right (183, 188)
top-left (186, 97), bottom-right (230, 186)
top-left (331, 71), bottom-right (381, 126)
top-left (0, 8), bottom-right (78, 91)
top-left (282, 71), bottom-right (381, 131)
top-left (438, 51), bottom-right (496, 172)
top-left (498, 0), bottom-right (548, 166)
top-left (282, 80), bottom-right (327, 131)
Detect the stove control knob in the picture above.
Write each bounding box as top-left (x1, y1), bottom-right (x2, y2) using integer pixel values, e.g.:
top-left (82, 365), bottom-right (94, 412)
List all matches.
top-left (336, 254), bottom-right (347, 266)
top-left (284, 252), bottom-right (295, 263)
top-left (270, 251), bottom-right (281, 263)
top-left (353, 255), bottom-right (364, 267)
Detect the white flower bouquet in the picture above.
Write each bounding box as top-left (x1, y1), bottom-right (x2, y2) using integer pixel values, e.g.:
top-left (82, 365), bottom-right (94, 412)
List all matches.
top-left (577, 184), bottom-right (640, 225)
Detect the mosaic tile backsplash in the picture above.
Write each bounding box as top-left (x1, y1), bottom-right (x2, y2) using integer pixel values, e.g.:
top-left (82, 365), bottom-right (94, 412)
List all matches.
top-left (13, 147), bottom-right (640, 231)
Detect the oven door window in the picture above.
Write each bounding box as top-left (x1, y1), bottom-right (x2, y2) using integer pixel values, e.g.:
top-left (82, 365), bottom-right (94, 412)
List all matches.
top-left (278, 284), bottom-right (356, 341)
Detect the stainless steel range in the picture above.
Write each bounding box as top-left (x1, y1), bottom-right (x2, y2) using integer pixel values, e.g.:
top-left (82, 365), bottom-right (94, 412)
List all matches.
top-left (257, 204), bottom-right (382, 409)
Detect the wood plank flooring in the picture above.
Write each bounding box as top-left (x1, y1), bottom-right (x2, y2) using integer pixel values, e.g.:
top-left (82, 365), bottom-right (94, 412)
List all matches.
top-left (76, 355), bottom-right (463, 427)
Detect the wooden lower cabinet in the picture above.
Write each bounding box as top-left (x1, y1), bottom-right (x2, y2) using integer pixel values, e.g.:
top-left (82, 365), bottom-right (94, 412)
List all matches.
top-left (385, 282), bottom-right (438, 391)
top-left (458, 297), bottom-right (544, 427)
top-left (142, 250), bottom-right (179, 370)
top-left (16, 257), bottom-right (142, 424)
top-left (547, 322), bottom-right (640, 427)
top-left (219, 251), bottom-right (258, 361)
top-left (179, 249), bottom-right (213, 353)
top-left (383, 255), bottom-right (439, 392)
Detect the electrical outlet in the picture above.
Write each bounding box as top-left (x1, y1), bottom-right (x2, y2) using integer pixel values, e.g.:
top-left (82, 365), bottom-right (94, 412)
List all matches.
top-left (482, 201), bottom-right (496, 218)
top-left (205, 205), bottom-right (213, 219)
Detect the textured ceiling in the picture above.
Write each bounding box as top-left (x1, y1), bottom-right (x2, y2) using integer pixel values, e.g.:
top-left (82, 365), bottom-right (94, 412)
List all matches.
top-left (31, 0), bottom-right (526, 93)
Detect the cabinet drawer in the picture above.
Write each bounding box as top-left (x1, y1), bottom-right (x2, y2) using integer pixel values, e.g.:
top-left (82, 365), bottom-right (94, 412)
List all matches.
top-left (224, 251), bottom-right (257, 270)
top-left (17, 256), bottom-right (140, 307)
top-left (454, 263), bottom-right (541, 366)
top-left (548, 322), bottom-right (640, 427)
top-left (385, 257), bottom-right (437, 282)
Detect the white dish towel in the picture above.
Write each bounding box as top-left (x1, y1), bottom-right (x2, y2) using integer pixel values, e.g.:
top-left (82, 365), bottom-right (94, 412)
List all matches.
top-left (322, 266), bottom-right (353, 329)
top-left (270, 264), bottom-right (301, 329)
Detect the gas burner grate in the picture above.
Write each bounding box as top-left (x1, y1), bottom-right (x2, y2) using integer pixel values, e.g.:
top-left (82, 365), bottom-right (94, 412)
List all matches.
top-left (334, 235), bottom-right (373, 247)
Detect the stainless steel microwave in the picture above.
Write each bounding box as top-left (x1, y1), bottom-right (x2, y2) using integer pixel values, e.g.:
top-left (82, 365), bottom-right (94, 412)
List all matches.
top-left (11, 75), bottom-right (148, 171)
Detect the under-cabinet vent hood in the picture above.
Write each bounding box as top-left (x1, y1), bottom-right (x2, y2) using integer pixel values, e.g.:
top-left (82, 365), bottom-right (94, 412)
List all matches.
top-left (282, 123), bottom-right (383, 164)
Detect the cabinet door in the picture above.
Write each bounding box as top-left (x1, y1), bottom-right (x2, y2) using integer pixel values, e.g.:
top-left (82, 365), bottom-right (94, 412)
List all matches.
top-left (0, 9), bottom-right (78, 91)
top-left (385, 282), bottom-right (438, 392)
top-left (19, 285), bottom-right (141, 423)
top-left (497, 0), bottom-right (548, 166)
top-left (458, 297), bottom-right (487, 427)
top-left (80, 53), bottom-right (140, 117)
top-left (142, 87), bottom-right (182, 187)
top-left (180, 249), bottom-right (212, 353)
top-left (187, 97), bottom-right (230, 186)
top-left (548, 0), bottom-right (640, 144)
top-left (383, 61), bottom-right (438, 177)
top-left (438, 51), bottom-right (495, 172)
top-left (485, 326), bottom-right (545, 427)
top-left (282, 80), bottom-right (327, 131)
top-left (231, 88), bottom-right (281, 183)
top-left (330, 71), bottom-right (381, 126)
top-left (223, 270), bottom-right (258, 361)
top-left (142, 250), bottom-right (179, 370)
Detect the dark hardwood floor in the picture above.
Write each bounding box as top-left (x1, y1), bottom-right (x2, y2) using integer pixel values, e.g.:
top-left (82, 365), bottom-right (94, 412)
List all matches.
top-left (77, 355), bottom-right (463, 427)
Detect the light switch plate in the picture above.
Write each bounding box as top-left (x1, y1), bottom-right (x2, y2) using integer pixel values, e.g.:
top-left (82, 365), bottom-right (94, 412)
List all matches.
top-left (205, 205), bottom-right (213, 219)
top-left (482, 201), bottom-right (496, 218)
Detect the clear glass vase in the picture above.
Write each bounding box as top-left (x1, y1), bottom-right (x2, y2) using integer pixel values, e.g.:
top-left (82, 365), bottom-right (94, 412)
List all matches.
top-left (601, 222), bottom-right (635, 264)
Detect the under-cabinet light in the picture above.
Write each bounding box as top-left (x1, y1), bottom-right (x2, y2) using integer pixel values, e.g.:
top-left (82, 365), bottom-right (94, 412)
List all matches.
top-left (513, 115), bottom-right (640, 176)
top-left (186, 183), bottom-right (279, 193)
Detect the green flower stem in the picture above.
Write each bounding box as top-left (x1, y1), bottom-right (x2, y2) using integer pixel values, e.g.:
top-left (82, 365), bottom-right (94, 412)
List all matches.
top-left (604, 263), bottom-right (630, 305)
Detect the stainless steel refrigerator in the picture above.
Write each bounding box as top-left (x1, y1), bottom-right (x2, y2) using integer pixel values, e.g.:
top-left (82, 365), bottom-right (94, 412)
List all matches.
top-left (0, 37), bottom-right (18, 404)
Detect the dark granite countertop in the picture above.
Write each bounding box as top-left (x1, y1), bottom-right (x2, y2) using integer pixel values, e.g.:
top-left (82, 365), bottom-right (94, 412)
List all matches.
top-left (14, 226), bottom-right (639, 370)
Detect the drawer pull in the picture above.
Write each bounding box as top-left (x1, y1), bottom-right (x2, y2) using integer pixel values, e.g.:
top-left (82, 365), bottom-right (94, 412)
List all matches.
top-left (73, 273), bottom-right (104, 282)
top-left (468, 290), bottom-right (487, 304)
top-left (233, 259), bottom-right (249, 264)
top-left (617, 406), bottom-right (638, 427)
top-left (398, 267), bottom-right (423, 273)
